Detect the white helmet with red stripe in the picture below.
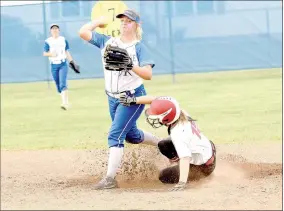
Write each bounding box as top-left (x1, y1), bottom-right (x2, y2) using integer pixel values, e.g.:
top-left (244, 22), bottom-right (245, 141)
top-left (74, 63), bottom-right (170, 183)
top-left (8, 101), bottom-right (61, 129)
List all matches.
top-left (145, 96), bottom-right (181, 128)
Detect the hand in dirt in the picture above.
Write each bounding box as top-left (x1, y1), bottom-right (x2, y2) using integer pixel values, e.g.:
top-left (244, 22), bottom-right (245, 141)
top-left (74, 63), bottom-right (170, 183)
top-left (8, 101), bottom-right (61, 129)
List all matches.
top-left (169, 182), bottom-right (187, 191)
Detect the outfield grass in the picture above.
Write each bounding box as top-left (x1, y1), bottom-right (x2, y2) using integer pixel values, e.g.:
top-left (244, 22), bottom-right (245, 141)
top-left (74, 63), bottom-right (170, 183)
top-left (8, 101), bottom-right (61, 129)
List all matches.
top-left (1, 68), bottom-right (282, 150)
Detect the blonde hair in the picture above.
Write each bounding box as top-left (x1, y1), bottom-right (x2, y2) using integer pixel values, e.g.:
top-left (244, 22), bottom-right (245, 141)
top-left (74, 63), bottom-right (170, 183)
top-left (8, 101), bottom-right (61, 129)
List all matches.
top-left (136, 24), bottom-right (143, 41)
top-left (177, 110), bottom-right (188, 123)
top-left (176, 110), bottom-right (197, 125)
top-left (128, 9), bottom-right (143, 41)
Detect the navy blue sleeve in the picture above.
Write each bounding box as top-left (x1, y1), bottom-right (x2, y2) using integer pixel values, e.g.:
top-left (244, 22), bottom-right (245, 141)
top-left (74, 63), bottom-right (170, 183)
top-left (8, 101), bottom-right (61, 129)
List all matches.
top-left (65, 39), bottom-right (70, 50)
top-left (88, 32), bottom-right (111, 49)
top-left (44, 41), bottom-right (50, 52)
top-left (136, 42), bottom-right (155, 68)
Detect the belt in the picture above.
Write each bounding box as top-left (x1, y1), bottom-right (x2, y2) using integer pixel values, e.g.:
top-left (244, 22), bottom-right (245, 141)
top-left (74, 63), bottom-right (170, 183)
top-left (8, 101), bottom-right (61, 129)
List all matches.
top-left (205, 141), bottom-right (216, 166)
top-left (51, 59), bottom-right (66, 65)
top-left (106, 89), bottom-right (135, 99)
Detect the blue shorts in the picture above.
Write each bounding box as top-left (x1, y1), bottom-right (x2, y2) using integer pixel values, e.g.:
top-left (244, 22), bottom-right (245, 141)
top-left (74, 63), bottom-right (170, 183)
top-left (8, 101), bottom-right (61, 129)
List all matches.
top-left (51, 62), bottom-right (68, 93)
top-left (107, 84), bottom-right (146, 148)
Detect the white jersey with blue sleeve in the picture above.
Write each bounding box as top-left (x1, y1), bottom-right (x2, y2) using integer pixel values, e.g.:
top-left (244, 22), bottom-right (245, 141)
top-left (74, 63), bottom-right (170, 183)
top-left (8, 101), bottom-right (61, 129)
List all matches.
top-left (44, 36), bottom-right (69, 64)
top-left (88, 32), bottom-right (155, 93)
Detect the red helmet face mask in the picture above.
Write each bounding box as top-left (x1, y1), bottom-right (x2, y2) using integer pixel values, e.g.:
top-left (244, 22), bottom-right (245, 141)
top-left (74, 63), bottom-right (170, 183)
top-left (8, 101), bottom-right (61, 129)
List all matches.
top-left (145, 97), bottom-right (181, 128)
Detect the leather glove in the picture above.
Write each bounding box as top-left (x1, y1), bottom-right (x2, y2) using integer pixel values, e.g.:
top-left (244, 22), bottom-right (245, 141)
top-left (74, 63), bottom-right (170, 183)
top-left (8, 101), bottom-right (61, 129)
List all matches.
top-left (69, 60), bottom-right (80, 74)
top-left (119, 92), bottom-right (137, 106)
top-left (104, 45), bottom-right (133, 76)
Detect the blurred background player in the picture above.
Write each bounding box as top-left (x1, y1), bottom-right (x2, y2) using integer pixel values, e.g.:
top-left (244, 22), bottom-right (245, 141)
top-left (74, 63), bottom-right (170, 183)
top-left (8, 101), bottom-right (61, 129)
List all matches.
top-left (43, 24), bottom-right (79, 110)
top-left (79, 9), bottom-right (161, 189)
top-left (119, 94), bottom-right (217, 191)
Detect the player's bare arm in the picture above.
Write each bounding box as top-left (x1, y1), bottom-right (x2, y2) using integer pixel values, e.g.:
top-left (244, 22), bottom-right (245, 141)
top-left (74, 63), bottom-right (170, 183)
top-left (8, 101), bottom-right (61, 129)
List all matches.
top-left (132, 65), bottom-right (152, 80)
top-left (65, 51), bottom-right (73, 63)
top-left (169, 157), bottom-right (190, 191)
top-left (175, 157), bottom-right (191, 190)
top-left (43, 51), bottom-right (56, 57)
top-left (136, 95), bottom-right (156, 104)
top-left (119, 94), bottom-right (156, 106)
top-left (78, 16), bottom-right (109, 41)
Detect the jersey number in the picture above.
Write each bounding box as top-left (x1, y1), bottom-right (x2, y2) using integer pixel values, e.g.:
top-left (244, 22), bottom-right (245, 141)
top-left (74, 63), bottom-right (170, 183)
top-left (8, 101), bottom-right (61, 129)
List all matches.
top-left (191, 121), bottom-right (201, 139)
top-left (107, 8), bottom-right (121, 37)
top-left (108, 8), bottom-right (115, 21)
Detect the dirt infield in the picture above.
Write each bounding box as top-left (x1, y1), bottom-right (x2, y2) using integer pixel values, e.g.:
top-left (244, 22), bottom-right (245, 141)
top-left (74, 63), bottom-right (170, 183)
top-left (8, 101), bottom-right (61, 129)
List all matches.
top-left (1, 142), bottom-right (282, 210)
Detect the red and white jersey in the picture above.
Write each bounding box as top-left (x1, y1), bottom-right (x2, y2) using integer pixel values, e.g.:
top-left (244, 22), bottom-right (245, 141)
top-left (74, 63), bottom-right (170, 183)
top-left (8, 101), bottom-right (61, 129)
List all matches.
top-left (170, 120), bottom-right (213, 165)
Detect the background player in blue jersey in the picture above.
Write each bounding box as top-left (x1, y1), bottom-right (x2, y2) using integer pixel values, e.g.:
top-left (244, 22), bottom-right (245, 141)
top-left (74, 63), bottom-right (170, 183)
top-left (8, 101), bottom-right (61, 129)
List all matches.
top-left (43, 24), bottom-right (80, 110)
top-left (79, 9), bottom-right (161, 189)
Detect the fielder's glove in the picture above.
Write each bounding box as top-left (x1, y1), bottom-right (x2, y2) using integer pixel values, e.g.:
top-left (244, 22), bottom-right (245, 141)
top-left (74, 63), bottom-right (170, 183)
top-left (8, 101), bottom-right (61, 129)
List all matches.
top-left (119, 92), bottom-right (137, 106)
top-left (69, 60), bottom-right (80, 74)
top-left (104, 45), bottom-right (133, 76)
top-left (169, 182), bottom-right (187, 191)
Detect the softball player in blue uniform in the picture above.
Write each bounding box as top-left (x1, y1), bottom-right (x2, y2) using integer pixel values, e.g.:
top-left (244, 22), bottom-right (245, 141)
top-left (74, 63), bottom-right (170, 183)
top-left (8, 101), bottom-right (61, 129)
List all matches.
top-left (79, 9), bottom-right (160, 189)
top-left (43, 24), bottom-right (79, 110)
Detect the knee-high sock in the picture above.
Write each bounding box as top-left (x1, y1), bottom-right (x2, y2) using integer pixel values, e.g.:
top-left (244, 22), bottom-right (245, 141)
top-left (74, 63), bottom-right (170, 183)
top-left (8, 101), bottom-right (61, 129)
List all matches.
top-left (61, 90), bottom-right (68, 105)
top-left (141, 131), bottom-right (161, 146)
top-left (106, 147), bottom-right (124, 179)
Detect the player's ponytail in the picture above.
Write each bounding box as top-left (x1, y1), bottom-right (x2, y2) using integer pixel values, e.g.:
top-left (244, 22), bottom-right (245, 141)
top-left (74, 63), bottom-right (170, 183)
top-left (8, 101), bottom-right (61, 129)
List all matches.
top-left (177, 110), bottom-right (188, 124)
top-left (177, 110), bottom-right (197, 124)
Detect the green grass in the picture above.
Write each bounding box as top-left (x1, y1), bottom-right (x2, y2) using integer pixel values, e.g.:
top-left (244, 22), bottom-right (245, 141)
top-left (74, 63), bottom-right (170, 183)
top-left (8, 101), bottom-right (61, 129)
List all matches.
top-left (1, 68), bottom-right (282, 150)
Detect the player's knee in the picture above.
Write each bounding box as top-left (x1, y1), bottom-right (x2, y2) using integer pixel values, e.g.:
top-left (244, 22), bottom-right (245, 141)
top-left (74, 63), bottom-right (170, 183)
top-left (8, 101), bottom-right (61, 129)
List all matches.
top-left (158, 139), bottom-right (178, 160)
top-left (158, 168), bottom-right (179, 184)
top-left (158, 139), bottom-right (171, 154)
top-left (158, 172), bottom-right (167, 183)
top-left (125, 130), bottom-right (143, 144)
top-left (125, 138), bottom-right (143, 144)
top-left (158, 140), bottom-right (167, 152)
